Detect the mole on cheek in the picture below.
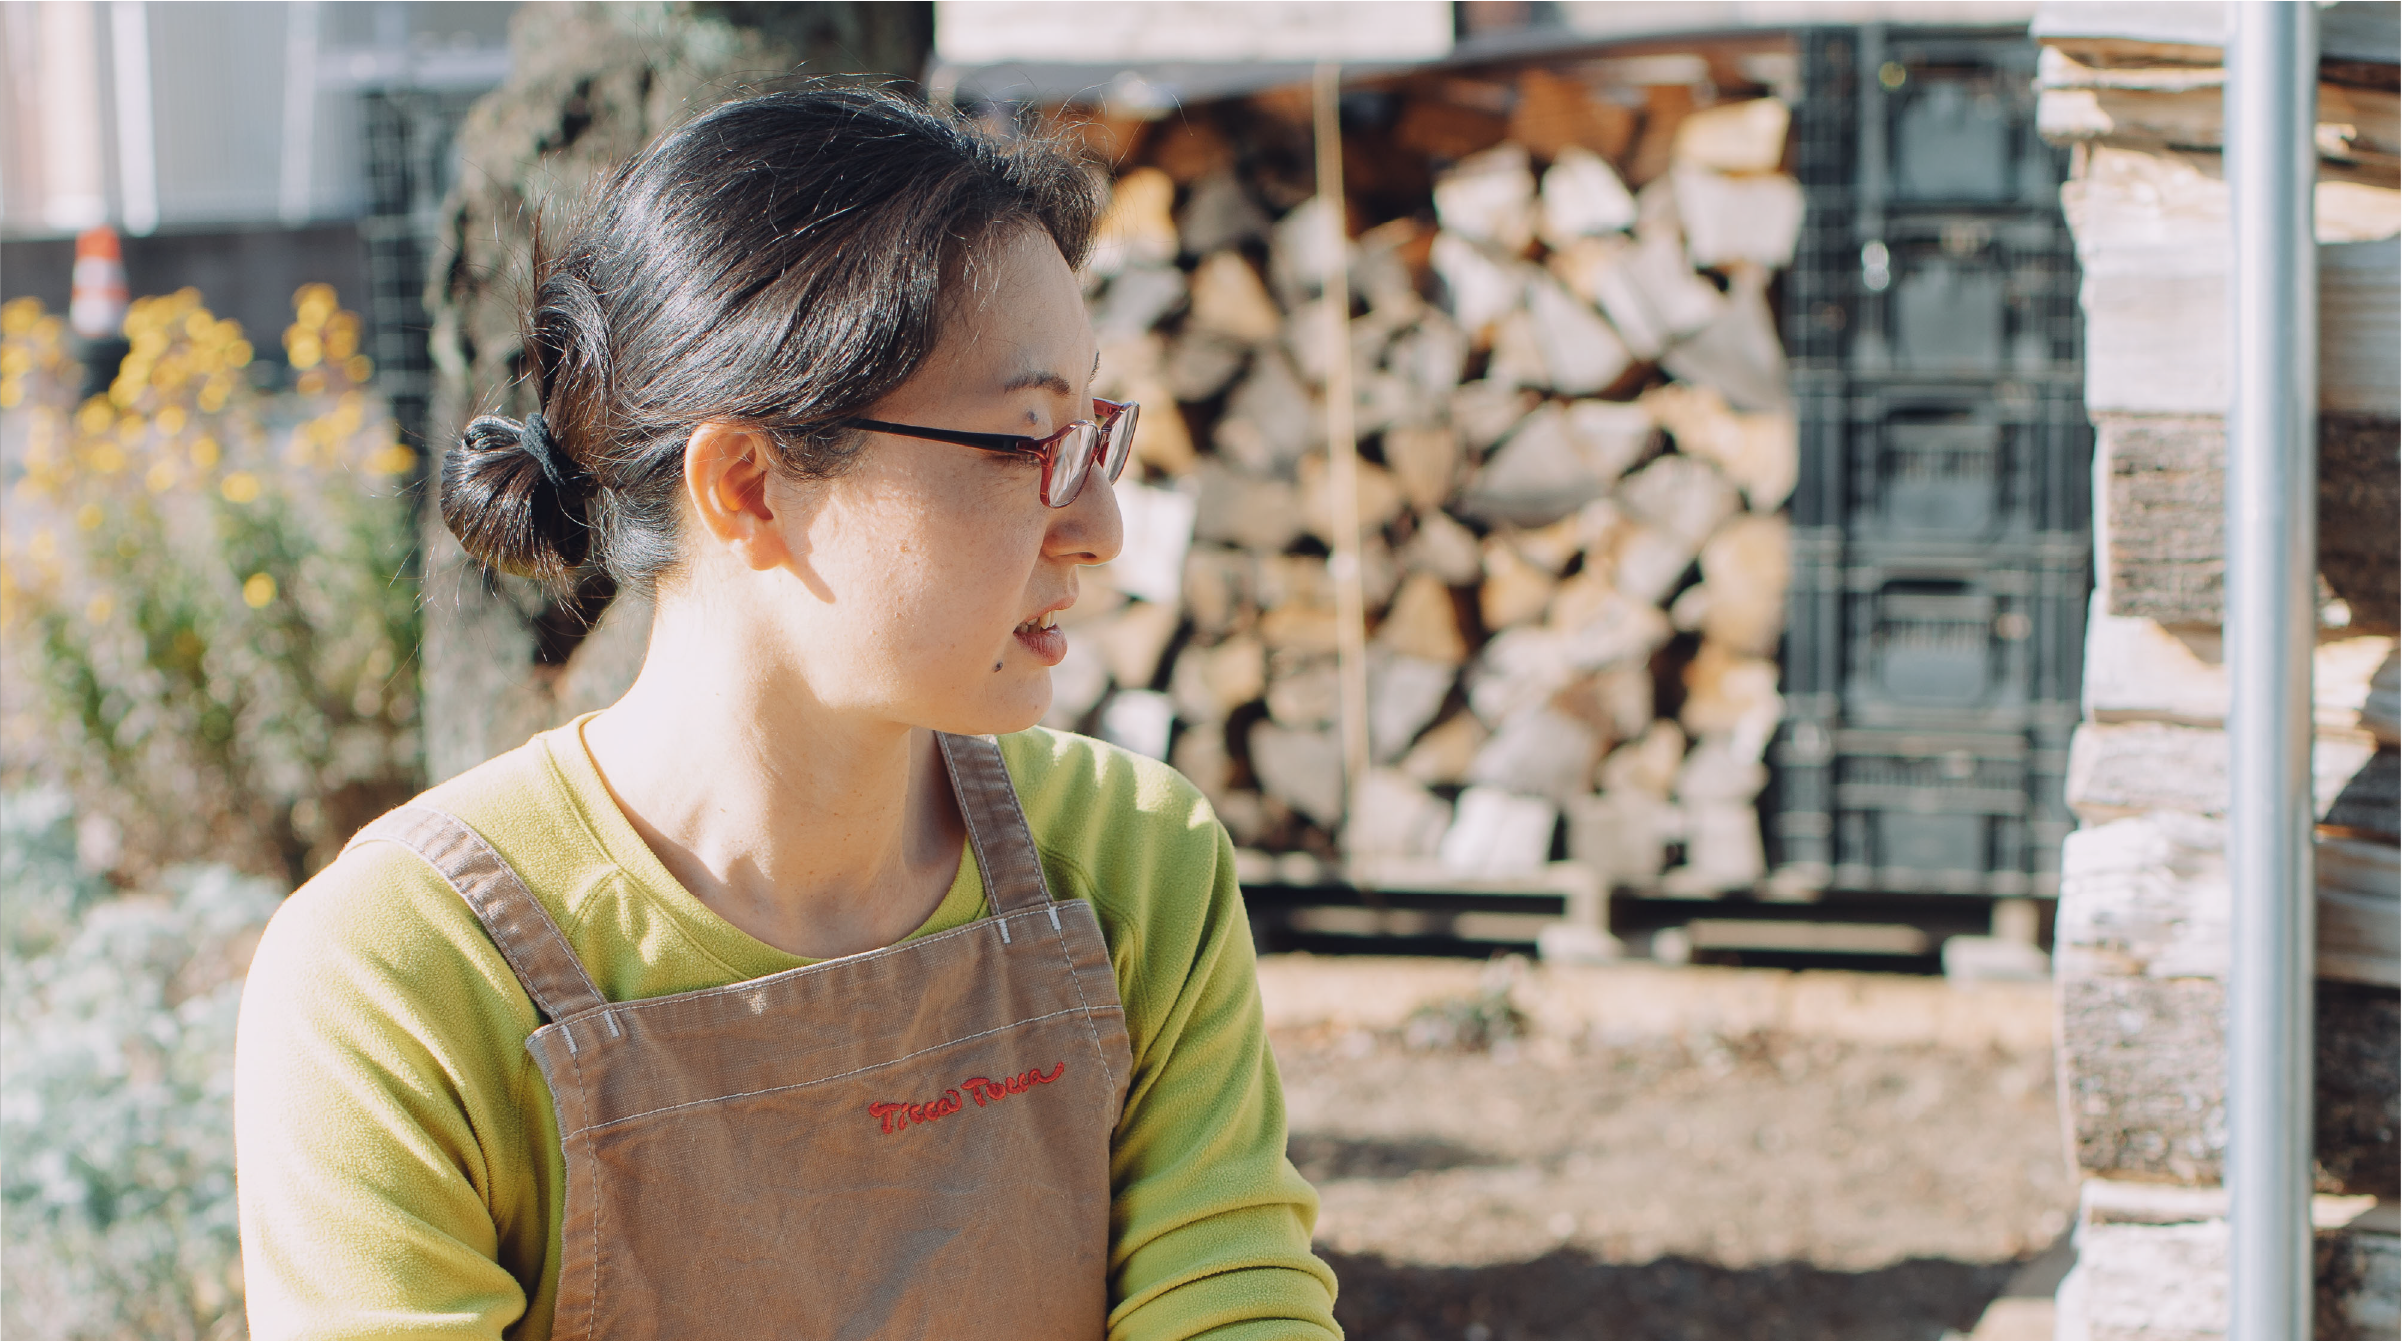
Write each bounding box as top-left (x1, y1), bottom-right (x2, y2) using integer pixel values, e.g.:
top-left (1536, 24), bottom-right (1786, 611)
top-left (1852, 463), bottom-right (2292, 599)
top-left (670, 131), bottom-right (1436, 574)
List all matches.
top-left (992, 660), bottom-right (1003, 672)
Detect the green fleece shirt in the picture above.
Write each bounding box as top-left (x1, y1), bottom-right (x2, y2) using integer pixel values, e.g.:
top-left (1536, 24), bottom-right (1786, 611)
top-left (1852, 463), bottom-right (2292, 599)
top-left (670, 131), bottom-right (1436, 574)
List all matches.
top-left (234, 719), bottom-right (1338, 1340)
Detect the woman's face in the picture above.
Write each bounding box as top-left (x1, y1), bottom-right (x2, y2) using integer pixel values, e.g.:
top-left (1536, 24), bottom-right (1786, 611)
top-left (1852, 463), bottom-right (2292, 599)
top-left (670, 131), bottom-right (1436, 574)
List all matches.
top-left (741, 225), bottom-right (1120, 736)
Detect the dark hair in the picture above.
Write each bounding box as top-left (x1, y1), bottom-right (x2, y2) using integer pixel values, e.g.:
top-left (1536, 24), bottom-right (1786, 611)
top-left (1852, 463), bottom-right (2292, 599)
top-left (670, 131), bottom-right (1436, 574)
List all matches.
top-left (442, 88), bottom-right (1104, 590)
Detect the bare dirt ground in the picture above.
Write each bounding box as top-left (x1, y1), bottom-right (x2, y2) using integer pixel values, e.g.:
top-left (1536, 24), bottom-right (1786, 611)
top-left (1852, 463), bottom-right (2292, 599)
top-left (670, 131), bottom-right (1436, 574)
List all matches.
top-left (1263, 957), bottom-right (2076, 1340)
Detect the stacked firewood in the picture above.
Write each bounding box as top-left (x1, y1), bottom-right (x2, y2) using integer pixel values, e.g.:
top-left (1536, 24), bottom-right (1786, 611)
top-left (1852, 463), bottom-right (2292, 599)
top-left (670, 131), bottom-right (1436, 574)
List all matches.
top-left (1049, 69), bottom-right (1804, 890)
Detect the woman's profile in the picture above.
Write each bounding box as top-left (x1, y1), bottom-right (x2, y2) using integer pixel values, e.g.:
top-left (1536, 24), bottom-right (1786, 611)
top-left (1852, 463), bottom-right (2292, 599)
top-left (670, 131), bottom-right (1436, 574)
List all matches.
top-left (233, 87), bottom-right (1339, 1341)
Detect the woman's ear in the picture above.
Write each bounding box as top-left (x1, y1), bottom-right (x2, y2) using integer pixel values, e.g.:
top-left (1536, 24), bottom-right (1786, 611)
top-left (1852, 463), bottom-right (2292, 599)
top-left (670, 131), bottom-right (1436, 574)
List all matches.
top-left (683, 421), bottom-right (791, 572)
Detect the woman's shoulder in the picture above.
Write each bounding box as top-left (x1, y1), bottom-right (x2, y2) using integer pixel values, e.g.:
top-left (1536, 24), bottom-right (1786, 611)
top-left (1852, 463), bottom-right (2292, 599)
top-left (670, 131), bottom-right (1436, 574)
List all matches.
top-left (248, 740), bottom-right (567, 1044)
top-left (997, 726), bottom-right (1221, 859)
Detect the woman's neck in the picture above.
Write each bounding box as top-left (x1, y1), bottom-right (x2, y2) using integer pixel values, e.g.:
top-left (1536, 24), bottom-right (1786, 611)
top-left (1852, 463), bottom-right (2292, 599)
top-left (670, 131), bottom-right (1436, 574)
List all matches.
top-left (579, 609), bottom-right (967, 961)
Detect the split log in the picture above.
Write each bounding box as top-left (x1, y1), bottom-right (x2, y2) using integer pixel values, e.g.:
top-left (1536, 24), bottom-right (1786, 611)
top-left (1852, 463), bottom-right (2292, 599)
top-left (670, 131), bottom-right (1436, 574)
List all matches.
top-left (1393, 95), bottom-right (1511, 163)
top-left (1538, 145), bottom-right (1637, 247)
top-left (1397, 510), bottom-right (1484, 588)
top-left (1098, 689), bottom-right (1175, 760)
top-left (1467, 706), bottom-right (1602, 803)
top-left (1438, 786), bottom-right (1558, 876)
top-left (1429, 231), bottom-right (1529, 338)
top-left (1432, 144), bottom-right (1538, 253)
top-left (1617, 452), bottom-right (1741, 547)
top-left (1400, 711), bottom-right (1487, 786)
top-left (1599, 720), bottom-right (1688, 798)
top-left (1191, 463), bottom-right (1305, 553)
top-left (1248, 721), bottom-right (1345, 828)
top-left (1509, 68), bottom-right (1636, 165)
top-left (1180, 545), bottom-right (1254, 639)
top-left (1366, 651), bottom-right (1458, 763)
top-left (1660, 803), bottom-right (1767, 895)
top-left (1670, 166), bottom-right (1804, 270)
top-left (1547, 574), bottom-right (1674, 673)
top-left (2084, 618), bottom-right (2397, 733)
top-left (1642, 382), bottom-right (1797, 512)
top-left (1549, 664), bottom-right (1654, 745)
top-left (1213, 348), bottom-right (1320, 475)
top-left (1658, 263), bottom-right (1789, 413)
top-left (1675, 735), bottom-right (1769, 804)
top-left (1460, 400), bottom-right (1652, 527)
top-left (1382, 317), bottom-right (1470, 422)
top-left (1178, 170), bottom-right (1270, 256)
top-left (1185, 251), bottom-right (1284, 344)
top-left (1092, 266), bottom-right (1187, 339)
top-left (1601, 522), bottom-right (1701, 607)
top-left (1265, 655), bottom-right (1340, 729)
top-left (1568, 233), bottom-right (1724, 359)
top-left (1268, 195), bottom-right (1347, 309)
top-left (1479, 540), bottom-right (1557, 631)
top-left (1382, 425), bottom-right (1462, 513)
top-left (1104, 478), bottom-right (1196, 606)
top-left (2062, 1180), bottom-right (2402, 1341)
top-left (2058, 973), bottom-right (2397, 1194)
top-left (1045, 636), bottom-right (1110, 729)
top-left (1169, 718), bottom-right (1232, 798)
top-left (1298, 452), bottom-right (1404, 544)
top-left (1679, 641), bottom-right (1782, 757)
top-left (1089, 599), bottom-right (1181, 691)
top-left (1696, 513), bottom-right (1792, 657)
top-left (1450, 379), bottom-right (1540, 451)
top-left (2064, 721), bottom-right (2379, 824)
top-left (1526, 275), bottom-right (1635, 396)
top-left (1624, 82), bottom-right (1695, 186)
top-left (1165, 329), bottom-right (1250, 402)
top-left (1091, 167), bottom-right (1179, 277)
top-left (1343, 770), bottom-right (1452, 860)
top-left (1671, 97), bottom-right (1790, 175)
top-left (1565, 791), bottom-right (1676, 889)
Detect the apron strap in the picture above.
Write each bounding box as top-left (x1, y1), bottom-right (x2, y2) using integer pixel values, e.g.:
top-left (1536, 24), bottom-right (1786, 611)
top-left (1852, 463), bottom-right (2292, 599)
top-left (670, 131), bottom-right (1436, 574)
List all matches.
top-left (936, 733), bottom-right (1054, 915)
top-left (347, 805), bottom-right (610, 1022)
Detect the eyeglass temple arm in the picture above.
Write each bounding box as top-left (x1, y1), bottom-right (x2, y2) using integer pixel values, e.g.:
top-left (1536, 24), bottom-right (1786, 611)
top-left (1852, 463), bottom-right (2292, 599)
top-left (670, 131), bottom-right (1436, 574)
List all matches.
top-left (842, 419), bottom-right (1037, 455)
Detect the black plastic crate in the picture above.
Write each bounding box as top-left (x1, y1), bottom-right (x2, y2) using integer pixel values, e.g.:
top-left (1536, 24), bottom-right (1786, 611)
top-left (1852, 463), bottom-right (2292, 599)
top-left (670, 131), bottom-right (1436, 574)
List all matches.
top-left (1854, 27), bottom-right (2065, 213)
top-left (1839, 552), bottom-right (2088, 728)
top-left (1782, 524), bottom-right (1846, 713)
top-left (1769, 725), bottom-right (2054, 897)
top-left (1792, 29), bottom-right (1861, 192)
top-left (1789, 213), bottom-right (2081, 377)
top-left (1796, 380), bottom-right (2091, 541)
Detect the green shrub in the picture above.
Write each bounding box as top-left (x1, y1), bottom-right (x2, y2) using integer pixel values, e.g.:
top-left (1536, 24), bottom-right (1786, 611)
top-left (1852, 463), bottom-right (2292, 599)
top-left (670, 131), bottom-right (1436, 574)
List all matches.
top-left (0, 287), bottom-right (422, 885)
top-left (1, 788), bottom-right (277, 1340)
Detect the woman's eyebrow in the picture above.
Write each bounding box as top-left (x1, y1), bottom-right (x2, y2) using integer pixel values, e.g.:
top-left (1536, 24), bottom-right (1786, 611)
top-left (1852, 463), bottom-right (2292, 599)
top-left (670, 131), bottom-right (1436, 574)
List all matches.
top-left (1000, 369), bottom-right (1076, 395)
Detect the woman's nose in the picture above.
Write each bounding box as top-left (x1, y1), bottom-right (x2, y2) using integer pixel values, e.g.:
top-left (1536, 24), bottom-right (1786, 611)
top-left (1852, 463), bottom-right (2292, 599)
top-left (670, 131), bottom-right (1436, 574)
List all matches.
top-left (1052, 471), bottom-right (1125, 567)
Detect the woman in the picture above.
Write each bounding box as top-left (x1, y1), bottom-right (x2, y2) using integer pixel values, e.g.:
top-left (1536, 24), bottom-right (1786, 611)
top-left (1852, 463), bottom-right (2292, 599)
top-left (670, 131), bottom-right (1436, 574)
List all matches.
top-left (234, 89), bottom-right (1339, 1340)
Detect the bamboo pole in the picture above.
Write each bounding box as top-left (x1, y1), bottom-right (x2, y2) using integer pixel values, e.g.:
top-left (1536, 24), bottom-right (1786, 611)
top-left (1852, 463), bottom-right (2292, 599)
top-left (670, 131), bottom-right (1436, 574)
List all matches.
top-left (1313, 61), bottom-right (1372, 824)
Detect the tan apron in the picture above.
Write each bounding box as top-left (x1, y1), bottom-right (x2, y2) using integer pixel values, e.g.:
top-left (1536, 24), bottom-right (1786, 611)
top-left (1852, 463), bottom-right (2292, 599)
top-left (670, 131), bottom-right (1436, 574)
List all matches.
top-left (350, 733), bottom-right (1132, 1340)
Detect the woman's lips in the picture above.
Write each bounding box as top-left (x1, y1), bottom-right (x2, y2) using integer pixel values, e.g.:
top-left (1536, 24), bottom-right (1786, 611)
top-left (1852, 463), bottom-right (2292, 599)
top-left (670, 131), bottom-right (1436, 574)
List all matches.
top-left (1013, 619), bottom-right (1066, 666)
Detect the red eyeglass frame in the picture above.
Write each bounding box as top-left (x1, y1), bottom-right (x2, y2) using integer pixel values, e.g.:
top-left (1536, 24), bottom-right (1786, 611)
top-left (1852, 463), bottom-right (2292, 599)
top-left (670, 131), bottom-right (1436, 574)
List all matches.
top-left (841, 398), bottom-right (1139, 508)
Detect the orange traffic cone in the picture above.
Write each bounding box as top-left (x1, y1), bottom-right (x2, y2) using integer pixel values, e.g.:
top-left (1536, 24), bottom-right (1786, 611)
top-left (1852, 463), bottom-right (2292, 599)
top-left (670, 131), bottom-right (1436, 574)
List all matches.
top-left (71, 225), bottom-right (131, 400)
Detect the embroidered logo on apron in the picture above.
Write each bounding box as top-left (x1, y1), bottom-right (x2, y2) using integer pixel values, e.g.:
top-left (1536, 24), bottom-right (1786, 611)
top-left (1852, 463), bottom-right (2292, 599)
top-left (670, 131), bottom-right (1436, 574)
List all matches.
top-left (870, 1062), bottom-right (1066, 1134)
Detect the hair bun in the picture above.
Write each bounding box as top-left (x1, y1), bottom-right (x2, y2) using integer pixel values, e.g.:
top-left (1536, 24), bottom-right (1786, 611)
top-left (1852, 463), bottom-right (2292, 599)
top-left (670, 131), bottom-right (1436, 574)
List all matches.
top-left (440, 410), bottom-right (594, 583)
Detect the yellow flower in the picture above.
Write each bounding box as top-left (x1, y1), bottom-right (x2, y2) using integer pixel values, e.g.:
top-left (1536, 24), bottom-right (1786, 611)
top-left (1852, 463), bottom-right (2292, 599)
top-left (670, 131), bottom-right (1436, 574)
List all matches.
top-left (0, 347), bottom-right (30, 377)
top-left (87, 591), bottom-right (115, 623)
top-left (293, 283), bottom-right (337, 328)
top-left (242, 572), bottom-right (277, 608)
top-left (156, 404), bottom-right (187, 436)
top-left (77, 399), bottom-right (114, 434)
top-left (116, 413), bottom-right (145, 442)
top-left (345, 354), bottom-right (375, 383)
top-left (146, 460), bottom-right (178, 493)
top-left (87, 442), bottom-right (125, 474)
top-left (296, 369), bottom-right (326, 396)
top-left (191, 436), bottom-right (221, 470)
top-left (75, 502), bottom-right (103, 531)
top-left (0, 382), bottom-right (21, 410)
top-left (0, 297), bottom-right (41, 336)
top-left (366, 442), bottom-right (418, 475)
top-left (197, 381), bottom-right (230, 412)
top-left (285, 331), bottom-right (323, 370)
top-left (220, 471), bottom-right (261, 504)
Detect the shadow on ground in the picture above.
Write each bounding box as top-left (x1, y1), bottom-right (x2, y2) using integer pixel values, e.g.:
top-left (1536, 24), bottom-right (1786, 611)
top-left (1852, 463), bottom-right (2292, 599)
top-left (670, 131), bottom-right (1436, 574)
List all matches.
top-left (1288, 1134), bottom-right (1499, 1181)
top-left (1319, 1247), bottom-right (2018, 1341)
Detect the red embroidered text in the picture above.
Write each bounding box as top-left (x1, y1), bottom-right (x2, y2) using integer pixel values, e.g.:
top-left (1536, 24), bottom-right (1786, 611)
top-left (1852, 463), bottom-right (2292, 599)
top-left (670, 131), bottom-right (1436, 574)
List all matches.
top-left (869, 1062), bottom-right (1066, 1135)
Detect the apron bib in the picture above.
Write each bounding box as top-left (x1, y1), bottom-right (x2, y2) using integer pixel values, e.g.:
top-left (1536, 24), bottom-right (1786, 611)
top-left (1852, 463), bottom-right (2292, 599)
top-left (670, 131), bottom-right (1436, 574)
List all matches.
top-left (350, 733), bottom-right (1132, 1340)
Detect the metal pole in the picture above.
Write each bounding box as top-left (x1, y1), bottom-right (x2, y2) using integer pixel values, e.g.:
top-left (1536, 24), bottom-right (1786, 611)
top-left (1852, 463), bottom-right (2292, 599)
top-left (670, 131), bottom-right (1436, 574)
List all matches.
top-left (1313, 62), bottom-right (1373, 812)
top-left (2225, 5), bottom-right (2318, 1337)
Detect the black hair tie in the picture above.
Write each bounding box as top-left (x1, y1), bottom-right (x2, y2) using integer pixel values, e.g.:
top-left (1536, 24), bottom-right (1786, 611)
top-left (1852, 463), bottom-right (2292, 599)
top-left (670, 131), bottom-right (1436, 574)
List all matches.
top-left (520, 412), bottom-right (568, 490)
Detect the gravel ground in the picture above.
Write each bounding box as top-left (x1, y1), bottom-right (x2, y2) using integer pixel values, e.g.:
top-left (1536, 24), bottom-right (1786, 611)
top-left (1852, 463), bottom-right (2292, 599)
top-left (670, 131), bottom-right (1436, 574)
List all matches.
top-left (1273, 990), bottom-right (2077, 1340)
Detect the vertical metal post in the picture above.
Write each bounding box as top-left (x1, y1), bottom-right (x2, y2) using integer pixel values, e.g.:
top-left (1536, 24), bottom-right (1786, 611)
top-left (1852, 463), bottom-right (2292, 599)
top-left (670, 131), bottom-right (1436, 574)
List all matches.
top-left (2225, 5), bottom-right (2318, 1337)
top-left (1313, 62), bottom-right (1372, 811)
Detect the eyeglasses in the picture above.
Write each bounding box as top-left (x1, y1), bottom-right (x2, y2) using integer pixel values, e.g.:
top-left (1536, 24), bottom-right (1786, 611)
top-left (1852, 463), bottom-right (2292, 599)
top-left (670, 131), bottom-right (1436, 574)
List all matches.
top-left (841, 398), bottom-right (1139, 508)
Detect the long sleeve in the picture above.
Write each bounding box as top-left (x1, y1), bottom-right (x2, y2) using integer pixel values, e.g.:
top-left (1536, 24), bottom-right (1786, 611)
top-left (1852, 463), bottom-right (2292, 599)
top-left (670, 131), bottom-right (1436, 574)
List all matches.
top-left (1001, 730), bottom-right (1341, 1341)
